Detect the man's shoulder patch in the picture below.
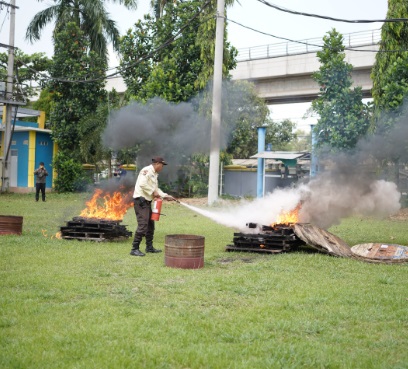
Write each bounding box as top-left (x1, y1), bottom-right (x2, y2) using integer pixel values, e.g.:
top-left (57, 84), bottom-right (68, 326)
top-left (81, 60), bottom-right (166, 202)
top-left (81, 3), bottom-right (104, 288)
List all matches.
top-left (142, 170), bottom-right (148, 175)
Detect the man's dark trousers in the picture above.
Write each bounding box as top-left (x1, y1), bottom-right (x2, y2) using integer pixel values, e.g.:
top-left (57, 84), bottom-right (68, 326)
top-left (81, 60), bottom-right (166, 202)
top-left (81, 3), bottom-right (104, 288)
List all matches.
top-left (36, 183), bottom-right (46, 201)
top-left (133, 198), bottom-right (155, 246)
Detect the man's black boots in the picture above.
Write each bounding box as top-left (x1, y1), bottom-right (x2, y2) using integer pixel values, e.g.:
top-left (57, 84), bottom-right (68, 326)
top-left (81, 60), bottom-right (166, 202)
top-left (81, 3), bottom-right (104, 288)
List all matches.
top-left (145, 240), bottom-right (162, 253)
top-left (145, 246), bottom-right (162, 253)
top-left (145, 230), bottom-right (162, 253)
top-left (130, 240), bottom-right (145, 256)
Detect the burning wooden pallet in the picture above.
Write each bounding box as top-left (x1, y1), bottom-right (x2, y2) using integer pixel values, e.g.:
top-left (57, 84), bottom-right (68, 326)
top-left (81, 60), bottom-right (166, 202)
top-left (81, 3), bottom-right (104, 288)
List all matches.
top-left (226, 223), bottom-right (305, 254)
top-left (60, 217), bottom-right (132, 242)
top-left (226, 222), bottom-right (408, 264)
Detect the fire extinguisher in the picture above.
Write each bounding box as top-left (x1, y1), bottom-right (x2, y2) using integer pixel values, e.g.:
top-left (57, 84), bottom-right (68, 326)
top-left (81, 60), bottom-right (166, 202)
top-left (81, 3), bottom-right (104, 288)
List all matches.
top-left (151, 198), bottom-right (163, 221)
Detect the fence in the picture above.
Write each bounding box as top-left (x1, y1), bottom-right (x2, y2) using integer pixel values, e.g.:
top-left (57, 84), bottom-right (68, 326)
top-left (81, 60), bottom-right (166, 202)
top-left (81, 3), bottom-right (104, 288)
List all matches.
top-left (236, 29), bottom-right (381, 62)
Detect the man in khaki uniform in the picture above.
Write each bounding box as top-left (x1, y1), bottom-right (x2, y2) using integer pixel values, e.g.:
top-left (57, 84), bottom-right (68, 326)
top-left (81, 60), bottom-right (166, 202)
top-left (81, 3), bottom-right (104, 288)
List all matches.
top-left (130, 156), bottom-right (176, 256)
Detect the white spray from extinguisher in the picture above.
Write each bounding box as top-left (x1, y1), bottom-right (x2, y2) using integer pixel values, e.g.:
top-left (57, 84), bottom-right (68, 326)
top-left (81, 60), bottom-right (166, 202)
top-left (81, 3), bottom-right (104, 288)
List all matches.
top-left (177, 201), bottom-right (226, 223)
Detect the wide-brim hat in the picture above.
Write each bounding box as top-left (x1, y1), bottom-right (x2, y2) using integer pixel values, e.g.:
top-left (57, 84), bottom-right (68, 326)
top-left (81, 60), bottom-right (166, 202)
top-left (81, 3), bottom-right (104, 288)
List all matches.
top-left (152, 156), bottom-right (167, 165)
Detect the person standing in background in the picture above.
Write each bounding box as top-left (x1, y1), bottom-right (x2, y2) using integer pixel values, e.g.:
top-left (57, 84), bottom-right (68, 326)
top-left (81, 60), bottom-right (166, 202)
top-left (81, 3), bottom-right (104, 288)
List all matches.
top-left (34, 162), bottom-right (48, 202)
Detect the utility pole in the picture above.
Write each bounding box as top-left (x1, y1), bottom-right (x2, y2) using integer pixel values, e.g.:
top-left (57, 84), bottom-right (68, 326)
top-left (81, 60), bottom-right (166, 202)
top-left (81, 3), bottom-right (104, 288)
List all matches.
top-left (208, 0), bottom-right (225, 205)
top-left (1, 0), bottom-right (17, 192)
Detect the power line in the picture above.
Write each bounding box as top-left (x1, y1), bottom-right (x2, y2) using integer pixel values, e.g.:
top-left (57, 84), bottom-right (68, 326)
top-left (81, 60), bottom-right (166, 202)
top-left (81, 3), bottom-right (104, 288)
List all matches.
top-left (0, 1), bottom-right (18, 8)
top-left (226, 17), bottom-right (408, 54)
top-left (255, 0), bottom-right (408, 24)
top-left (0, 4), bottom-right (10, 34)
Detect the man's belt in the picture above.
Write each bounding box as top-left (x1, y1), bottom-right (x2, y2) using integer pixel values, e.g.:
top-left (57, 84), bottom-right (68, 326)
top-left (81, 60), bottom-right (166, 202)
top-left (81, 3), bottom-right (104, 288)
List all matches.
top-left (134, 197), bottom-right (152, 204)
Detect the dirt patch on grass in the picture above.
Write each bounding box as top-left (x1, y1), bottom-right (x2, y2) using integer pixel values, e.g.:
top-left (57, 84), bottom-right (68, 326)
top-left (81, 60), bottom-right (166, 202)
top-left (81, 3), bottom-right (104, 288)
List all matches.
top-left (389, 207), bottom-right (408, 221)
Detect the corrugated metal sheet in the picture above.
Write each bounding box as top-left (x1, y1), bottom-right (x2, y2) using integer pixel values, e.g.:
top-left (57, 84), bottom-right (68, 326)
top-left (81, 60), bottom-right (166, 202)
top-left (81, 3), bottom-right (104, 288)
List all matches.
top-left (251, 151), bottom-right (308, 160)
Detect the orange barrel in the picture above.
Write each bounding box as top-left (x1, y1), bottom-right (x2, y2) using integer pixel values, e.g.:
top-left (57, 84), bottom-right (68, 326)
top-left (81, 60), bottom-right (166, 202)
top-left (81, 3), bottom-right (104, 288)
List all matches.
top-left (0, 215), bottom-right (23, 235)
top-left (165, 234), bottom-right (205, 269)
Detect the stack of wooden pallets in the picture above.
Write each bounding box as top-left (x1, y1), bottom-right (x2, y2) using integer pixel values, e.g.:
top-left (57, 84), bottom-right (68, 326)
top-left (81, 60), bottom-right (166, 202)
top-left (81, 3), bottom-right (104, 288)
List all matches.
top-left (60, 217), bottom-right (132, 241)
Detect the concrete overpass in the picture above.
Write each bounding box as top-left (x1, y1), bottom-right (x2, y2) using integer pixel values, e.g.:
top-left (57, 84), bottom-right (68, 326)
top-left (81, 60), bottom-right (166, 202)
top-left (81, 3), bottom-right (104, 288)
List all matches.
top-left (230, 29), bottom-right (380, 104)
top-left (106, 29), bottom-right (380, 105)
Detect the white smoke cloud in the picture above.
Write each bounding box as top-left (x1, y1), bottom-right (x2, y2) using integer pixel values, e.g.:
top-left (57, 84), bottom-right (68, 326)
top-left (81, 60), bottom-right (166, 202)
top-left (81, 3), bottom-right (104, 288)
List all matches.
top-left (182, 177), bottom-right (401, 231)
top-left (181, 187), bottom-right (302, 232)
top-left (298, 178), bottom-right (401, 228)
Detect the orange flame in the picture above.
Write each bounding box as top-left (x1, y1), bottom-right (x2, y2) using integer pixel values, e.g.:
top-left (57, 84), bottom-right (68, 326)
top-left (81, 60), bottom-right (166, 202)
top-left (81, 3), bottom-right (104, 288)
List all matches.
top-left (79, 188), bottom-right (133, 221)
top-left (273, 204), bottom-right (301, 225)
top-left (43, 229), bottom-right (61, 240)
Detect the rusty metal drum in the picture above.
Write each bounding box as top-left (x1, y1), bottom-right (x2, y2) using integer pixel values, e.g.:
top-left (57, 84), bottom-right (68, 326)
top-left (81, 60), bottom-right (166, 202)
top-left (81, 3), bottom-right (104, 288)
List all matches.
top-left (0, 215), bottom-right (23, 235)
top-left (165, 234), bottom-right (205, 269)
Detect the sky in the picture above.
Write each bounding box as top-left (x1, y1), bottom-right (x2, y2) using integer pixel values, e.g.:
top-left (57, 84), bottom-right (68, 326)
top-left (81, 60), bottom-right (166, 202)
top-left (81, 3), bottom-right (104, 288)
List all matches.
top-left (1, 0), bottom-right (388, 131)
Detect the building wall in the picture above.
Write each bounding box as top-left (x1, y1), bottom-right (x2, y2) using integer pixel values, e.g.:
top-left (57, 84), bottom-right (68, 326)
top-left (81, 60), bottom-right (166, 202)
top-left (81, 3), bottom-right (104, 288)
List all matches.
top-left (1, 113), bottom-right (54, 192)
top-left (12, 131), bottom-right (29, 187)
top-left (35, 132), bottom-right (53, 188)
top-left (223, 169), bottom-right (298, 197)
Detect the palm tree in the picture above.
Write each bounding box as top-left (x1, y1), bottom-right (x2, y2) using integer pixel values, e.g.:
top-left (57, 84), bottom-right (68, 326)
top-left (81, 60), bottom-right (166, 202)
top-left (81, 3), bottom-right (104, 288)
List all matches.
top-left (150, 0), bottom-right (172, 20)
top-left (26, 0), bottom-right (138, 60)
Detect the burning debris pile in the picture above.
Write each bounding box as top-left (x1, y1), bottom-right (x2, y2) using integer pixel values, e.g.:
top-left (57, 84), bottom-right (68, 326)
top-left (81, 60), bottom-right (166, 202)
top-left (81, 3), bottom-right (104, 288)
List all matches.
top-left (60, 188), bottom-right (134, 242)
top-left (226, 205), bottom-right (305, 254)
top-left (225, 205), bottom-right (408, 263)
top-left (60, 217), bottom-right (132, 241)
top-left (226, 223), bottom-right (305, 254)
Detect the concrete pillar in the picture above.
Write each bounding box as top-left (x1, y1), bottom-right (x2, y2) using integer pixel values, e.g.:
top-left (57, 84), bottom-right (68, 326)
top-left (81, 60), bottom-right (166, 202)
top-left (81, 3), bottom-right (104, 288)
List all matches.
top-left (310, 124), bottom-right (318, 177)
top-left (208, 0), bottom-right (225, 205)
top-left (257, 127), bottom-right (266, 198)
top-left (37, 111), bottom-right (45, 129)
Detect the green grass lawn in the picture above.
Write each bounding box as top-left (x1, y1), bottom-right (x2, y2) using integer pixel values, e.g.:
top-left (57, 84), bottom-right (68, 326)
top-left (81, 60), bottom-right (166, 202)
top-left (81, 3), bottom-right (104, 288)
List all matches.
top-left (1, 192), bottom-right (407, 369)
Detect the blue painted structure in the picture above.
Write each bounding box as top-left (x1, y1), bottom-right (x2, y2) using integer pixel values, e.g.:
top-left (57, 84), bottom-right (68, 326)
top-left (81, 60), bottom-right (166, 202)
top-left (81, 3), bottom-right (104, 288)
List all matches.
top-left (12, 131), bottom-right (29, 187)
top-left (0, 118), bottom-right (54, 191)
top-left (34, 131), bottom-right (53, 188)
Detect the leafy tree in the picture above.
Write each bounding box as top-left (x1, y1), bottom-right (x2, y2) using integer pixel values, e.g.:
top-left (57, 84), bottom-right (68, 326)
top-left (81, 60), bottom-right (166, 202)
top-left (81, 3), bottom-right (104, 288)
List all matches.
top-left (119, 0), bottom-right (237, 102)
top-left (226, 118), bottom-right (296, 159)
top-left (78, 94), bottom-right (115, 166)
top-left (371, 0), bottom-right (408, 185)
top-left (371, 0), bottom-right (408, 131)
top-left (205, 80), bottom-right (296, 158)
top-left (31, 88), bottom-right (53, 124)
top-left (370, 1), bottom-right (408, 186)
top-left (312, 29), bottom-right (371, 150)
top-left (150, 0), bottom-right (168, 20)
top-left (49, 22), bottom-right (106, 192)
top-left (283, 129), bottom-right (311, 152)
top-left (194, 0), bottom-right (236, 90)
top-left (26, 0), bottom-right (138, 62)
top-left (0, 51), bottom-right (51, 101)
top-left (78, 89), bottom-right (136, 172)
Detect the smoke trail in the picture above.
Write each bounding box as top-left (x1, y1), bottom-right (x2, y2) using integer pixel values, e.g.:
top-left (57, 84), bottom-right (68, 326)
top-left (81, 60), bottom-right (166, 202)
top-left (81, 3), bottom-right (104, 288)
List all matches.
top-left (298, 177), bottom-right (401, 229)
top-left (102, 97), bottom-right (211, 178)
top-left (102, 81), bottom-right (262, 179)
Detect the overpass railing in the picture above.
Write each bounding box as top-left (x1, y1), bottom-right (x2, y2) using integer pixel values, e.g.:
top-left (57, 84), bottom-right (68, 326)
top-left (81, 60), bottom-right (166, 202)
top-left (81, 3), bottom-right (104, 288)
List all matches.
top-left (236, 29), bottom-right (381, 62)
